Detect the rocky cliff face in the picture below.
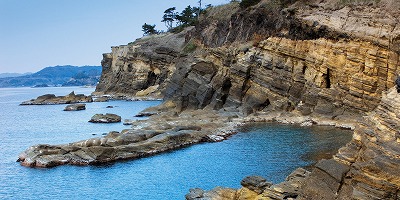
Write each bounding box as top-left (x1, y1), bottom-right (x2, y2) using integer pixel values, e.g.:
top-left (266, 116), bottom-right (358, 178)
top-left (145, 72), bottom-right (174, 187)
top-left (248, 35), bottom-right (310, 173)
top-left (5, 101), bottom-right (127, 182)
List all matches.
top-left (94, 29), bottom-right (190, 99)
top-left (21, 0), bottom-right (400, 199)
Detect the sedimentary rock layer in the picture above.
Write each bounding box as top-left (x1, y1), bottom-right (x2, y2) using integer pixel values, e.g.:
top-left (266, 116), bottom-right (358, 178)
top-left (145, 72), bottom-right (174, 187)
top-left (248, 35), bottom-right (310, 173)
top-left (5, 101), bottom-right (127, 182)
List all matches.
top-left (19, 0), bottom-right (400, 199)
top-left (94, 29), bottom-right (190, 99)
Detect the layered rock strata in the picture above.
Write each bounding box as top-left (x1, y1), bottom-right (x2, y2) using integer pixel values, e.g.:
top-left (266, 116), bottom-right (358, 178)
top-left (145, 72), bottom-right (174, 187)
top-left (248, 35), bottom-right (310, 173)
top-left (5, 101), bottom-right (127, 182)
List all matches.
top-left (93, 29), bottom-right (191, 99)
top-left (18, 0), bottom-right (400, 199)
top-left (188, 87), bottom-right (400, 200)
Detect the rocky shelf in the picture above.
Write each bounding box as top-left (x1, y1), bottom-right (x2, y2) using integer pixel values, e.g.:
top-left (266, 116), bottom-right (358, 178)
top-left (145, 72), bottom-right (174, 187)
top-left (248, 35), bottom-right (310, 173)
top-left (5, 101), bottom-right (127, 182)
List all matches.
top-left (20, 91), bottom-right (93, 105)
top-left (17, 0), bottom-right (400, 199)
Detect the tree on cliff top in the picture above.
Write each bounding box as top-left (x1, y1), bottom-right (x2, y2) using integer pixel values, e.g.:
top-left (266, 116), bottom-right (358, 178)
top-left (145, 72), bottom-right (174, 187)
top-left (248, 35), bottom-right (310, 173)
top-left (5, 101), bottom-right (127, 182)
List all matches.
top-left (162, 7), bottom-right (178, 30)
top-left (142, 23), bottom-right (158, 35)
top-left (176, 6), bottom-right (200, 26)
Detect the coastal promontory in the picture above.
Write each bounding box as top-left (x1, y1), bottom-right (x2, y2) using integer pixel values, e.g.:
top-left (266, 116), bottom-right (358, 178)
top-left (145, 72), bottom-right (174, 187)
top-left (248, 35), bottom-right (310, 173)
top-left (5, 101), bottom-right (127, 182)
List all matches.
top-left (18, 0), bottom-right (400, 199)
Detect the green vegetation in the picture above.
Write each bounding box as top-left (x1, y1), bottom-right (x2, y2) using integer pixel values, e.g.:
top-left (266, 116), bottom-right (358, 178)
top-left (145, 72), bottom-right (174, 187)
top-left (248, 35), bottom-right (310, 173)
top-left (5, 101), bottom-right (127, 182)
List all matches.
top-left (142, 2), bottom-right (204, 35)
top-left (182, 39), bottom-right (198, 54)
top-left (141, 23), bottom-right (158, 36)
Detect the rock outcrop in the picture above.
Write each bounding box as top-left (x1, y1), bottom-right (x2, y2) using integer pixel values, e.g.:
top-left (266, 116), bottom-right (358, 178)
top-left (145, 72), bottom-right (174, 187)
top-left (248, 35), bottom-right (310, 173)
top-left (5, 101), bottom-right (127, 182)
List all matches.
top-left (63, 103), bottom-right (86, 111)
top-left (18, 109), bottom-right (239, 167)
top-left (189, 87), bottom-right (400, 200)
top-left (20, 91), bottom-right (93, 105)
top-left (88, 113), bottom-right (121, 123)
top-left (93, 28), bottom-right (191, 99)
top-left (18, 0), bottom-right (400, 199)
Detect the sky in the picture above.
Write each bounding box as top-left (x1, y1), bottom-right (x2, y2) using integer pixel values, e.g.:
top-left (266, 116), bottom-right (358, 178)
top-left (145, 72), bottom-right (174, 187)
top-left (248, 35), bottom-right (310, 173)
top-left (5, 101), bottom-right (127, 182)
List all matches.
top-left (0, 0), bottom-right (229, 73)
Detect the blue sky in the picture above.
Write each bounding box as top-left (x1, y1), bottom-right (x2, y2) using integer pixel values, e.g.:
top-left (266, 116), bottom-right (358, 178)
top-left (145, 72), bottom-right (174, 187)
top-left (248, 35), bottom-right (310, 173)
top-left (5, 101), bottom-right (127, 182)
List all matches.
top-left (0, 0), bottom-right (229, 73)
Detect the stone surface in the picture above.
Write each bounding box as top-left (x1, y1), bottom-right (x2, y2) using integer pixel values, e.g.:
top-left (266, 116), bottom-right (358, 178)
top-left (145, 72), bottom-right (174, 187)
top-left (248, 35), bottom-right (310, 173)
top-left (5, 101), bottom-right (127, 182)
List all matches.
top-left (93, 28), bottom-right (192, 99)
top-left (63, 103), bottom-right (86, 111)
top-left (20, 91), bottom-right (93, 105)
top-left (18, 109), bottom-right (240, 167)
top-left (18, 1), bottom-right (400, 199)
top-left (88, 113), bottom-right (121, 123)
top-left (240, 176), bottom-right (272, 194)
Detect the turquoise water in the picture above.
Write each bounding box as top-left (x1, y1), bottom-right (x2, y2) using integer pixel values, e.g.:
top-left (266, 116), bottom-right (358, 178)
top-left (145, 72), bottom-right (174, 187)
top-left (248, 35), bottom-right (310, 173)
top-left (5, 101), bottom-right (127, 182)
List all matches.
top-left (0, 87), bottom-right (352, 200)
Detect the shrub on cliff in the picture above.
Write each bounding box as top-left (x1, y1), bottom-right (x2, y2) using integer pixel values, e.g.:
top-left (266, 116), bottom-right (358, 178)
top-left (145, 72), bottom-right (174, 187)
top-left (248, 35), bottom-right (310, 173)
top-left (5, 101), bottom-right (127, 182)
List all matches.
top-left (239, 0), bottom-right (262, 8)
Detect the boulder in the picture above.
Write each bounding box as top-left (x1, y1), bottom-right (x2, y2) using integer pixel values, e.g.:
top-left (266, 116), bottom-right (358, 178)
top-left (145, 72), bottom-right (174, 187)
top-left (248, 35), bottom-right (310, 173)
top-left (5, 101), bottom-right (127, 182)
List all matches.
top-left (89, 113), bottom-right (121, 123)
top-left (63, 104), bottom-right (86, 111)
top-left (396, 76), bottom-right (400, 93)
top-left (240, 176), bottom-right (272, 194)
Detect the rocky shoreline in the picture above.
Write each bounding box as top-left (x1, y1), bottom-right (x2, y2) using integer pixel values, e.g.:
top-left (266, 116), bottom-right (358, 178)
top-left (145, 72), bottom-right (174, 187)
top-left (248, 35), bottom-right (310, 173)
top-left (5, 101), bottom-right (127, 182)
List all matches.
top-left (17, 106), bottom-right (242, 167)
top-left (17, 0), bottom-right (400, 199)
top-left (17, 96), bottom-right (357, 168)
top-left (185, 87), bottom-right (400, 200)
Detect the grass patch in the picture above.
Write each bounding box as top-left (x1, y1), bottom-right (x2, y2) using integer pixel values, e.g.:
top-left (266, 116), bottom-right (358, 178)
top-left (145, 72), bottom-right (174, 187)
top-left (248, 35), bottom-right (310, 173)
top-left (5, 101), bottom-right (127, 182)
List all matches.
top-left (182, 39), bottom-right (198, 54)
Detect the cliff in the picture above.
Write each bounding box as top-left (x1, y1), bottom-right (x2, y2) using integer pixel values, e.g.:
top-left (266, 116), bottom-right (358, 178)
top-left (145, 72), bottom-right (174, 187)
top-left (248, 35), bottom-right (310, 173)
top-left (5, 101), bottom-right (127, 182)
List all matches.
top-left (19, 0), bottom-right (400, 199)
top-left (93, 29), bottom-right (190, 99)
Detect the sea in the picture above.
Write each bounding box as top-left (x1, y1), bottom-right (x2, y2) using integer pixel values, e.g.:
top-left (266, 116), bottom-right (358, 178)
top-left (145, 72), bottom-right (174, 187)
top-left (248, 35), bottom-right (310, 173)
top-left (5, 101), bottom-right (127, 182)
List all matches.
top-left (0, 87), bottom-right (353, 200)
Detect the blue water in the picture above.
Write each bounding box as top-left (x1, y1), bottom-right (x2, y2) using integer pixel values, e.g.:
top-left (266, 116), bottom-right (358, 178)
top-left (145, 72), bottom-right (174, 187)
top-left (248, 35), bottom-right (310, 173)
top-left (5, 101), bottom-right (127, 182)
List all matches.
top-left (0, 87), bottom-right (352, 200)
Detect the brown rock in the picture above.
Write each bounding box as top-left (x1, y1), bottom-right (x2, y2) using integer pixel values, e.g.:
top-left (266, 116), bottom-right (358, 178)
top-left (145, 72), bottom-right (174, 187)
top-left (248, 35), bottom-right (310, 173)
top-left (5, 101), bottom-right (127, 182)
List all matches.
top-left (20, 91), bottom-right (92, 105)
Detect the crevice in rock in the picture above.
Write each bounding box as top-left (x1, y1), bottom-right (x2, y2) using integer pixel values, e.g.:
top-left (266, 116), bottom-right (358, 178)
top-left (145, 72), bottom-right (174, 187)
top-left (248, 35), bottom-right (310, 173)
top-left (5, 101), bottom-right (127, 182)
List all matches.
top-left (144, 71), bottom-right (157, 89)
top-left (127, 64), bottom-right (133, 72)
top-left (322, 68), bottom-right (331, 88)
top-left (221, 79), bottom-right (232, 105)
top-left (214, 78), bottom-right (232, 110)
top-left (256, 99), bottom-right (270, 111)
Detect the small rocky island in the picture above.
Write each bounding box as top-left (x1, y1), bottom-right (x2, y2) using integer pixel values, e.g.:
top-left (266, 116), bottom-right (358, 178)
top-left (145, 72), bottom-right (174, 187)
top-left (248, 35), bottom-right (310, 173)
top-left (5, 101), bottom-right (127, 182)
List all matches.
top-left (20, 91), bottom-right (93, 105)
top-left (17, 0), bottom-right (400, 199)
top-left (88, 113), bottom-right (121, 123)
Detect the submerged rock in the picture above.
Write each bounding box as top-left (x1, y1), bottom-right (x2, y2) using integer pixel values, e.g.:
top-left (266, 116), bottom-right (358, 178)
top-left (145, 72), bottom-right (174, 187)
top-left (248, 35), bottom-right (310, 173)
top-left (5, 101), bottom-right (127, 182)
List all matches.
top-left (20, 91), bottom-right (92, 105)
top-left (88, 113), bottom-right (121, 123)
top-left (63, 104), bottom-right (86, 111)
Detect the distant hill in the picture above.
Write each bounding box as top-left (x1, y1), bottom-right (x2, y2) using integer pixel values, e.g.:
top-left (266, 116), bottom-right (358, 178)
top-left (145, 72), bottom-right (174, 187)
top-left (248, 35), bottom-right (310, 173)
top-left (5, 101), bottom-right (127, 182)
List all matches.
top-left (0, 72), bottom-right (32, 78)
top-left (0, 65), bottom-right (102, 88)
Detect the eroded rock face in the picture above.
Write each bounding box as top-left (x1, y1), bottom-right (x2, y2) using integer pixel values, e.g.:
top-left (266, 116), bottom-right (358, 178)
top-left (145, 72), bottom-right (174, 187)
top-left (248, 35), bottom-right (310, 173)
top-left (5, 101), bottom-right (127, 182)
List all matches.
top-left (93, 29), bottom-right (191, 99)
top-left (186, 87), bottom-right (400, 200)
top-left (18, 1), bottom-right (400, 199)
top-left (20, 91), bottom-right (93, 105)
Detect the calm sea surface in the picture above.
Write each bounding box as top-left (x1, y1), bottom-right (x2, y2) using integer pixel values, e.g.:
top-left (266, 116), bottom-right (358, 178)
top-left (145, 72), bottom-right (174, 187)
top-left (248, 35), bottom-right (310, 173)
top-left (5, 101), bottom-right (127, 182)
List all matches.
top-left (0, 87), bottom-right (352, 200)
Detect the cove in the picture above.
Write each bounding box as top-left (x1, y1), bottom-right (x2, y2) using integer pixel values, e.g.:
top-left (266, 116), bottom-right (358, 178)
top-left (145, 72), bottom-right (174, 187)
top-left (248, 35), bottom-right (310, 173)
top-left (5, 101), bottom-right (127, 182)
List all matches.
top-left (0, 87), bottom-right (352, 200)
